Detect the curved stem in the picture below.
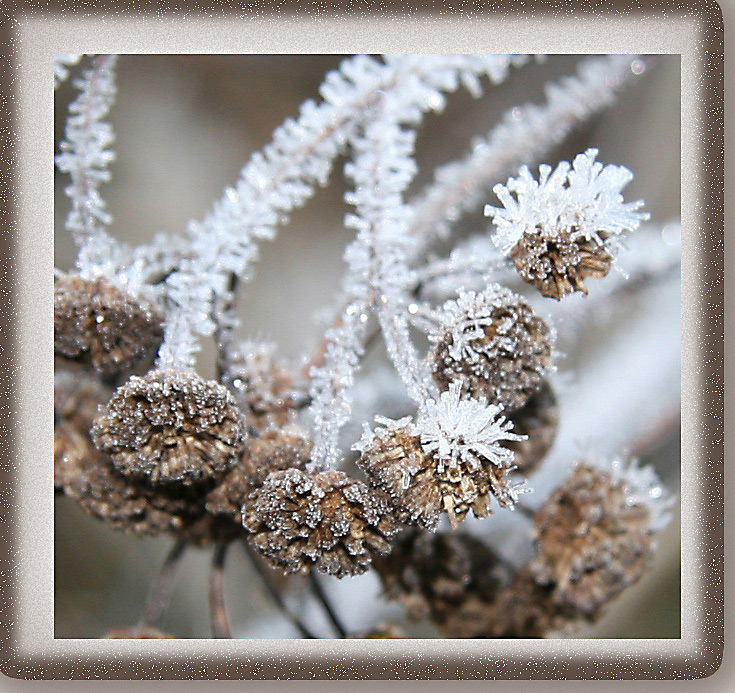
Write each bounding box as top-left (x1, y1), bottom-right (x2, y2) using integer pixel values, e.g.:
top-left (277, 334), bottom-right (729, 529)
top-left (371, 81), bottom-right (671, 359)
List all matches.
top-left (209, 542), bottom-right (232, 639)
top-left (141, 539), bottom-right (187, 628)
top-left (309, 572), bottom-right (347, 639)
top-left (241, 541), bottom-right (317, 639)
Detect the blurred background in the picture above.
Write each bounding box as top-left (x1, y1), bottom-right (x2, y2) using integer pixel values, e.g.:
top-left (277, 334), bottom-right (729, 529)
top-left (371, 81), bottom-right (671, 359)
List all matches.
top-left (54, 54), bottom-right (680, 639)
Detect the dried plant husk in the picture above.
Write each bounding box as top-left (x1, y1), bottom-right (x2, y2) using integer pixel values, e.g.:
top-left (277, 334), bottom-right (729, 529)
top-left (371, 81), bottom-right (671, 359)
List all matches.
top-left (243, 468), bottom-right (398, 578)
top-left (92, 370), bottom-right (245, 486)
top-left (510, 229), bottom-right (613, 300)
top-left (54, 275), bottom-right (163, 375)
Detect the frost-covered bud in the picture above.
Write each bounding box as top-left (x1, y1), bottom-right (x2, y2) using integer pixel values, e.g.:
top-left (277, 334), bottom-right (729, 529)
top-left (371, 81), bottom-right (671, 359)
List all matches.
top-left (54, 275), bottom-right (163, 374)
top-left (529, 460), bottom-right (672, 618)
top-left (243, 468), bottom-right (398, 578)
top-left (428, 286), bottom-right (553, 410)
top-left (346, 625), bottom-right (406, 639)
top-left (485, 149), bottom-right (648, 300)
top-left (373, 529), bottom-right (508, 638)
top-left (205, 427), bottom-right (312, 522)
top-left (92, 370), bottom-right (245, 486)
top-left (355, 382), bottom-right (527, 531)
top-left (226, 341), bottom-right (296, 429)
top-left (504, 381), bottom-right (559, 475)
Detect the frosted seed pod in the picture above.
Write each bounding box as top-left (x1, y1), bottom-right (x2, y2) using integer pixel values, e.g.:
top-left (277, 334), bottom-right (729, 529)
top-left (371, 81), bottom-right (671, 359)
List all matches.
top-left (54, 275), bottom-right (163, 374)
top-left (355, 383), bottom-right (527, 531)
top-left (92, 370), bottom-right (245, 486)
top-left (205, 426), bottom-right (312, 523)
top-left (485, 149), bottom-right (649, 300)
top-left (242, 468), bottom-right (398, 578)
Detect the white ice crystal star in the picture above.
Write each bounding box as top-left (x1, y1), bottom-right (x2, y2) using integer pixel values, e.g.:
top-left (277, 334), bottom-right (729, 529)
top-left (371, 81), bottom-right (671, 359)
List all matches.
top-left (484, 148), bottom-right (649, 253)
top-left (416, 381), bottom-right (525, 473)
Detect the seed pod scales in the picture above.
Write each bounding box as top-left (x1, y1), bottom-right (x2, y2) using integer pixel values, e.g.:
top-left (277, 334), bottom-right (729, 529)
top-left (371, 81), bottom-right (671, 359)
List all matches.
top-left (355, 383), bottom-right (527, 531)
top-left (54, 275), bottom-right (163, 374)
top-left (92, 370), bottom-right (245, 486)
top-left (429, 285), bottom-right (553, 411)
top-left (243, 468), bottom-right (398, 578)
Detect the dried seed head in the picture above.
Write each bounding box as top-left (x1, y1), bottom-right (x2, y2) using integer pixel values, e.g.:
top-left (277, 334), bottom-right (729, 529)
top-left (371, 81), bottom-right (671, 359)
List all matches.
top-left (227, 341), bottom-right (296, 429)
top-left (510, 229), bottom-right (613, 300)
top-left (205, 427), bottom-right (312, 522)
top-left (92, 370), bottom-right (245, 486)
top-left (504, 380), bottom-right (559, 475)
top-left (529, 460), bottom-right (671, 617)
top-left (355, 384), bottom-right (526, 531)
top-left (372, 529), bottom-right (508, 637)
top-left (243, 468), bottom-right (398, 578)
top-left (103, 626), bottom-right (176, 638)
top-left (429, 286), bottom-right (553, 410)
top-left (346, 624), bottom-right (406, 639)
top-left (485, 149), bottom-right (648, 300)
top-left (54, 275), bottom-right (163, 374)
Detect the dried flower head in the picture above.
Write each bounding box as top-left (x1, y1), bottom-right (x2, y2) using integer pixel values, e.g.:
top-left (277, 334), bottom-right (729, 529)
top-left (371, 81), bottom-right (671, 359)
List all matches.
top-left (373, 529), bottom-right (508, 637)
top-left (205, 427), bottom-right (312, 522)
top-left (227, 341), bottom-right (296, 429)
top-left (504, 380), bottom-right (559, 475)
top-left (484, 149), bottom-right (649, 299)
top-left (429, 285), bottom-right (553, 410)
top-left (92, 369), bottom-right (245, 485)
top-left (529, 459), bottom-right (672, 617)
top-left (243, 468), bottom-right (398, 578)
top-left (355, 382), bottom-right (526, 530)
top-left (54, 274), bottom-right (163, 373)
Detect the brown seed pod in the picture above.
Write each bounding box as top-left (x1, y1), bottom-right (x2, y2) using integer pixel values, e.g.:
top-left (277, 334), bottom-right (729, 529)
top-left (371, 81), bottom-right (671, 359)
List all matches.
top-left (355, 387), bottom-right (525, 531)
top-left (205, 427), bottom-right (312, 523)
top-left (510, 229), bottom-right (613, 301)
top-left (54, 275), bottom-right (163, 374)
top-left (372, 529), bottom-right (509, 638)
top-left (243, 468), bottom-right (398, 578)
top-left (504, 380), bottom-right (559, 475)
top-left (529, 462), bottom-right (658, 618)
top-left (429, 286), bottom-right (553, 411)
top-left (103, 626), bottom-right (176, 638)
top-left (92, 370), bottom-right (245, 486)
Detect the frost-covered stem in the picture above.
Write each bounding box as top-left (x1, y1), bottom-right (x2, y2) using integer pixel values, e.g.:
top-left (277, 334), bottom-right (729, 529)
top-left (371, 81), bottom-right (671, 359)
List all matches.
top-left (54, 54), bottom-right (83, 89)
top-left (408, 54), bottom-right (643, 255)
top-left (141, 539), bottom-right (187, 628)
top-left (214, 274), bottom-right (240, 382)
top-left (241, 541), bottom-right (317, 639)
top-left (209, 543), bottom-right (232, 639)
top-left (309, 573), bottom-right (347, 638)
top-left (162, 54), bottom-right (528, 370)
top-left (55, 54), bottom-right (120, 277)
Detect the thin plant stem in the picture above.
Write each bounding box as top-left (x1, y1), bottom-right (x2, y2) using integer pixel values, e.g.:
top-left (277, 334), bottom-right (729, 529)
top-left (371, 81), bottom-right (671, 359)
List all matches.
top-left (141, 539), bottom-right (188, 628)
top-left (241, 540), bottom-right (317, 639)
top-left (309, 572), bottom-right (347, 639)
top-left (209, 542), bottom-right (232, 639)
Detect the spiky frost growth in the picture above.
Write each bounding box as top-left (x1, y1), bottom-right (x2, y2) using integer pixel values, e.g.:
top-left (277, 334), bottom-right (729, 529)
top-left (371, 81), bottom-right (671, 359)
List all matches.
top-left (529, 460), bottom-right (672, 617)
top-left (373, 529), bottom-right (509, 638)
top-left (504, 380), bottom-right (559, 475)
top-left (485, 149), bottom-right (649, 299)
top-left (92, 370), bottom-right (244, 485)
top-left (205, 427), bottom-right (312, 522)
top-left (54, 275), bottom-right (163, 375)
top-left (225, 342), bottom-right (296, 430)
top-left (243, 468), bottom-right (398, 578)
top-left (355, 382), bottom-right (526, 530)
top-left (54, 54), bottom-right (83, 89)
top-left (428, 285), bottom-right (553, 410)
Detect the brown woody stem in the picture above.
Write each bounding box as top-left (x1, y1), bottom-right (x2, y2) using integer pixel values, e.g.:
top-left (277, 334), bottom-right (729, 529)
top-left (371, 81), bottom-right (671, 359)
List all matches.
top-left (141, 539), bottom-right (187, 628)
top-left (309, 572), bottom-right (347, 639)
top-left (209, 542), bottom-right (232, 639)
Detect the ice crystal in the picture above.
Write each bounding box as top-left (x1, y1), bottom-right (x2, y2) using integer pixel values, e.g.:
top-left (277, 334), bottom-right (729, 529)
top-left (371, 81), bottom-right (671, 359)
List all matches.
top-left (54, 54), bottom-right (83, 89)
top-left (485, 148), bottom-right (649, 253)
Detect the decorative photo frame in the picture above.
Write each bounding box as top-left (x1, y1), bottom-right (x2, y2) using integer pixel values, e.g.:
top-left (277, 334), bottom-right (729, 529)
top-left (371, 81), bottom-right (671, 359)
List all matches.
top-left (0, 0), bottom-right (723, 681)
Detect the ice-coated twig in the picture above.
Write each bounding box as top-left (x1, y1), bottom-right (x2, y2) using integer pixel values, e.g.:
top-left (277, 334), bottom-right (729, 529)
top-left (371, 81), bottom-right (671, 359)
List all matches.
top-left (55, 54), bottom-right (123, 280)
top-left (408, 54), bottom-right (645, 254)
top-left (160, 54), bottom-right (529, 370)
top-left (54, 54), bottom-right (83, 89)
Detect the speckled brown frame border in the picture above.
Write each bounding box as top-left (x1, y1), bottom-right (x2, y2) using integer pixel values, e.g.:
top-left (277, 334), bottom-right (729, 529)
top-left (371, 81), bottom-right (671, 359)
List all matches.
top-left (0, 0), bottom-right (723, 680)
